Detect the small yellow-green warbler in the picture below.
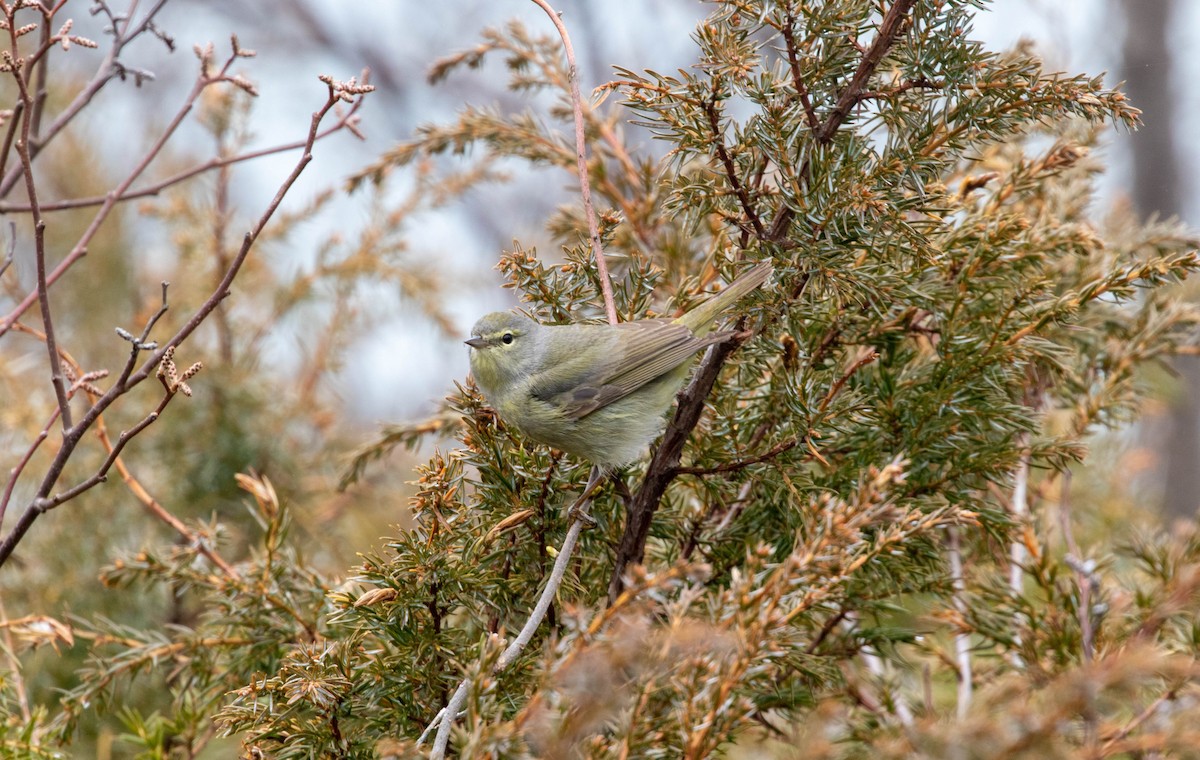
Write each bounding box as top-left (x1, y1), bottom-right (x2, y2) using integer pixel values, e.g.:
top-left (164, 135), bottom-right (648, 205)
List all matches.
top-left (466, 262), bottom-right (772, 467)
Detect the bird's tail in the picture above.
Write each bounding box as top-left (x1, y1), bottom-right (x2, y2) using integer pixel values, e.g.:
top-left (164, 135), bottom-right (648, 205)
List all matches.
top-left (677, 260), bottom-right (773, 334)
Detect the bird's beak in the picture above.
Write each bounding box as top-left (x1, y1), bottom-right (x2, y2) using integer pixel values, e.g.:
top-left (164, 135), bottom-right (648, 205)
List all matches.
top-left (465, 337), bottom-right (487, 349)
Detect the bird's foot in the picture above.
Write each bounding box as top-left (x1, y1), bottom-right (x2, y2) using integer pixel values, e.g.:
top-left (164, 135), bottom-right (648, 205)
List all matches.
top-left (567, 500), bottom-right (597, 528)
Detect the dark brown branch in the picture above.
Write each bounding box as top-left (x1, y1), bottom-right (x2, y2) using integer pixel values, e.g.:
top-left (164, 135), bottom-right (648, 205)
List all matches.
top-left (817, 0), bottom-right (917, 143)
top-left (608, 335), bottom-right (744, 602)
top-left (780, 14), bottom-right (819, 131)
top-left (34, 393), bottom-right (171, 512)
top-left (616, 338), bottom-right (877, 594)
top-left (852, 77), bottom-right (943, 104)
top-left (704, 90), bottom-right (767, 240)
top-left (676, 437), bottom-right (801, 476)
top-left (768, 0), bottom-right (917, 243)
top-left (805, 607), bottom-right (850, 654)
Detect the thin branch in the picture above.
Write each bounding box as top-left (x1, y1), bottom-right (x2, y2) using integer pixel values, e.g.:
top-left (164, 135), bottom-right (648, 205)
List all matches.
top-left (1007, 435), bottom-right (1031, 667)
top-left (30, 393), bottom-right (170, 513)
top-left (676, 437), bottom-right (800, 476)
top-left (527, 0), bottom-right (617, 326)
top-left (0, 113), bottom-right (361, 213)
top-left (779, 13), bottom-right (819, 131)
top-left (852, 76), bottom-right (942, 103)
top-left (816, 0), bottom-right (915, 144)
top-left (703, 89), bottom-right (766, 239)
top-left (425, 466), bottom-right (603, 759)
top-left (0, 101), bottom-right (22, 185)
top-left (0, 0), bottom-right (172, 199)
top-left (767, 0), bottom-right (917, 242)
top-left (0, 46), bottom-right (239, 338)
top-left (1100, 686), bottom-right (1179, 753)
top-left (7, 8), bottom-right (73, 430)
top-left (0, 221), bottom-right (14, 279)
top-left (95, 413), bottom-right (241, 579)
top-left (0, 75), bottom-right (367, 567)
top-left (805, 607), bottom-right (850, 655)
top-left (0, 407), bottom-right (56, 527)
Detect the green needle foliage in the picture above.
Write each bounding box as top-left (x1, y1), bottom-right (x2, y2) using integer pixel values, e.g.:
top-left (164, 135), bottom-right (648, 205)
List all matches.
top-left (17, 1), bottom-right (1200, 757)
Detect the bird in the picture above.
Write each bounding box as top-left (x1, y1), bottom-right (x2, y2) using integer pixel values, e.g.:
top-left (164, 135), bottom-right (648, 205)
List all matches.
top-left (466, 261), bottom-right (772, 471)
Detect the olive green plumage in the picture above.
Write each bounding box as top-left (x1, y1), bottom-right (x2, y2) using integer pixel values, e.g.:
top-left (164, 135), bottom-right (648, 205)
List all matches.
top-left (466, 262), bottom-right (772, 467)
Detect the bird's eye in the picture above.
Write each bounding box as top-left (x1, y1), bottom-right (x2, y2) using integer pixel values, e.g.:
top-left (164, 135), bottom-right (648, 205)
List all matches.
top-left (501, 332), bottom-right (514, 345)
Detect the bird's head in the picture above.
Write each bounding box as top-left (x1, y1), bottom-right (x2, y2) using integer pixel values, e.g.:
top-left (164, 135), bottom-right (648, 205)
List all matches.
top-left (466, 312), bottom-right (541, 393)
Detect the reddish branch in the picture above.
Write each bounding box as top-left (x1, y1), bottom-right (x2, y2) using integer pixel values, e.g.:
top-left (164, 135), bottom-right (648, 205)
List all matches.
top-left (0, 1), bottom-right (171, 198)
top-left (0, 117), bottom-right (360, 214)
top-left (0, 72), bottom-right (370, 568)
top-left (6, 5), bottom-right (72, 431)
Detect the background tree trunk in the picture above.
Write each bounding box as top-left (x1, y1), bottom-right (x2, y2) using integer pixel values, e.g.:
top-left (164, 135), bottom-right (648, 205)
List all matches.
top-left (1120, 0), bottom-right (1197, 519)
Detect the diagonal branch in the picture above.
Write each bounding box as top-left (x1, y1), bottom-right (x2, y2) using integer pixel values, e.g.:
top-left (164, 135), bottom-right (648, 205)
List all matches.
top-left (608, 335), bottom-right (743, 602)
top-left (609, 0), bottom-right (918, 599)
top-left (768, 0), bottom-right (917, 243)
top-left (704, 89), bottom-right (766, 239)
top-left (0, 75), bottom-right (368, 568)
top-left (0, 0), bottom-right (172, 199)
top-left (0, 47), bottom-right (239, 338)
top-left (0, 112), bottom-right (362, 214)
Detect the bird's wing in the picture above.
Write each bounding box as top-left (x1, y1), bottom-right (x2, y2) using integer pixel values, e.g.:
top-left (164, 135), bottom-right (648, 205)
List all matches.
top-left (532, 319), bottom-right (728, 420)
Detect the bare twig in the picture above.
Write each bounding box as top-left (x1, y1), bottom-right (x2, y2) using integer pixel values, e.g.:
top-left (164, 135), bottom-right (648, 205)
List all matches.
top-left (0, 43), bottom-right (241, 338)
top-left (30, 395), bottom-right (171, 515)
top-left (1100, 686), bottom-right (1179, 753)
top-left (0, 112), bottom-right (362, 213)
top-left (425, 466), bottom-right (603, 759)
top-left (0, 0), bottom-right (172, 199)
top-left (1007, 436), bottom-right (1031, 667)
top-left (527, 0), bottom-right (617, 326)
top-left (0, 222), bottom-right (13, 280)
top-left (0, 74), bottom-right (369, 567)
top-left (6, 6), bottom-right (73, 430)
top-left (0, 407), bottom-right (56, 527)
top-left (704, 87), bottom-right (766, 239)
top-left (778, 13), bottom-right (819, 131)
